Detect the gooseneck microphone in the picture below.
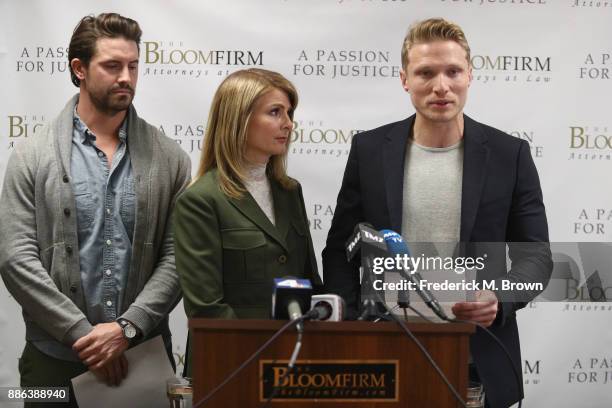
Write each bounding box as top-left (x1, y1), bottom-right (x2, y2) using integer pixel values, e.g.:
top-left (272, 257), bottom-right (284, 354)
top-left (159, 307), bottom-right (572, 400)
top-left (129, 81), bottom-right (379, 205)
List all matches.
top-left (380, 229), bottom-right (449, 321)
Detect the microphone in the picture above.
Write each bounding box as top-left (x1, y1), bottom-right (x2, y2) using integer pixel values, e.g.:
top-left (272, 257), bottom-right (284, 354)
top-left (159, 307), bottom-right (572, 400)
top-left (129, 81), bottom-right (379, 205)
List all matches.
top-left (310, 294), bottom-right (345, 321)
top-left (381, 230), bottom-right (449, 321)
top-left (271, 278), bottom-right (313, 332)
top-left (345, 222), bottom-right (388, 261)
top-left (344, 223), bottom-right (389, 320)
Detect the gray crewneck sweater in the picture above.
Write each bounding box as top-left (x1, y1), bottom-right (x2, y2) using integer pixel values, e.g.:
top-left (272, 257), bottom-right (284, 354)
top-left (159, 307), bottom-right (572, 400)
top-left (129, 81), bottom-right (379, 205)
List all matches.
top-left (401, 138), bottom-right (464, 244)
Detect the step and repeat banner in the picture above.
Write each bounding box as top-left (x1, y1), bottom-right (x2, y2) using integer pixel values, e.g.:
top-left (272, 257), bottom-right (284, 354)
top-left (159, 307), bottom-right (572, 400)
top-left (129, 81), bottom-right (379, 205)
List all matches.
top-left (1, 1), bottom-right (611, 407)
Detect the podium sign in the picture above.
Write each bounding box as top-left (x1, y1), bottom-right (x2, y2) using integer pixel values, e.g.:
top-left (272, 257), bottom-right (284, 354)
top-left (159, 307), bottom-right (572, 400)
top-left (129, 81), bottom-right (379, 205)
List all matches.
top-left (189, 319), bottom-right (473, 407)
top-left (260, 360), bottom-right (398, 402)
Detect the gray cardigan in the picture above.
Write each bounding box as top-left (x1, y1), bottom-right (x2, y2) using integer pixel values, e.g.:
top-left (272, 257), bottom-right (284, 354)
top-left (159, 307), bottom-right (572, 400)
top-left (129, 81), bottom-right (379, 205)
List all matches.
top-left (0, 95), bottom-right (191, 356)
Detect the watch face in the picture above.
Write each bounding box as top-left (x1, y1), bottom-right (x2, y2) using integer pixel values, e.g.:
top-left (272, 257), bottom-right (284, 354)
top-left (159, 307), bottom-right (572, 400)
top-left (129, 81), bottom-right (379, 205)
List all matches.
top-left (123, 323), bottom-right (137, 339)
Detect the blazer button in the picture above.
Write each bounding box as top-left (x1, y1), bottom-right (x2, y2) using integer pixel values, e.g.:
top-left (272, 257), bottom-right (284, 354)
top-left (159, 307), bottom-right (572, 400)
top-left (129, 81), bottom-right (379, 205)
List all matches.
top-left (69, 284), bottom-right (77, 293)
top-left (64, 208), bottom-right (71, 216)
top-left (66, 245), bottom-right (73, 254)
top-left (278, 255), bottom-right (287, 264)
top-left (62, 175), bottom-right (69, 183)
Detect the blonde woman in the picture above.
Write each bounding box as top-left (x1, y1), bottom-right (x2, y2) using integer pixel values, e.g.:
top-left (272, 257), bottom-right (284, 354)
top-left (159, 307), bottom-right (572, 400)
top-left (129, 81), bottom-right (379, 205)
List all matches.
top-left (175, 69), bottom-right (321, 324)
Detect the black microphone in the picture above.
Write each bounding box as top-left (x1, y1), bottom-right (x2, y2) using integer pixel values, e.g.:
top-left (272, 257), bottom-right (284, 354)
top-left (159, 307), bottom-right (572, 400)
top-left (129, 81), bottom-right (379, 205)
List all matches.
top-left (345, 222), bottom-right (387, 261)
top-left (272, 278), bottom-right (313, 331)
top-left (381, 230), bottom-right (449, 321)
top-left (345, 223), bottom-right (389, 320)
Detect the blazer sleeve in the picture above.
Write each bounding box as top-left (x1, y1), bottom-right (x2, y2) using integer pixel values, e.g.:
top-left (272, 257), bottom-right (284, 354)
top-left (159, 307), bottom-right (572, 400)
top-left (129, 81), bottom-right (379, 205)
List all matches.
top-left (321, 135), bottom-right (364, 317)
top-left (494, 140), bottom-right (553, 324)
top-left (174, 186), bottom-right (237, 319)
top-left (296, 182), bottom-right (322, 289)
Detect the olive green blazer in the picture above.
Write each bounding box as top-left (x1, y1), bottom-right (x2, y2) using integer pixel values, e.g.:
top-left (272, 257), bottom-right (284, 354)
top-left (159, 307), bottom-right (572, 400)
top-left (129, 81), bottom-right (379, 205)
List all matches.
top-left (174, 168), bottom-right (321, 320)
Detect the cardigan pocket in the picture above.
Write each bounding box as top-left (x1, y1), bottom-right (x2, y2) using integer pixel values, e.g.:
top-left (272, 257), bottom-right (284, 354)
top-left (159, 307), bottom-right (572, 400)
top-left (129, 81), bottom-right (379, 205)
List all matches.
top-left (221, 229), bottom-right (266, 283)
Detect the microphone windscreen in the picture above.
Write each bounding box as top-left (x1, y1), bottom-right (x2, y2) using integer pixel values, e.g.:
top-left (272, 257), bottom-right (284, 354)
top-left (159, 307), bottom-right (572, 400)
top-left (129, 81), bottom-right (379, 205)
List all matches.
top-left (380, 229), bottom-right (411, 257)
top-left (272, 278), bottom-right (312, 319)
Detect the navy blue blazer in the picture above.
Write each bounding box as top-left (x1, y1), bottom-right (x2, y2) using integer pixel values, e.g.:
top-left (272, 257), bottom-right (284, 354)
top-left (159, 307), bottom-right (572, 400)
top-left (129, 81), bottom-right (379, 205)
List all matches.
top-left (322, 114), bottom-right (552, 408)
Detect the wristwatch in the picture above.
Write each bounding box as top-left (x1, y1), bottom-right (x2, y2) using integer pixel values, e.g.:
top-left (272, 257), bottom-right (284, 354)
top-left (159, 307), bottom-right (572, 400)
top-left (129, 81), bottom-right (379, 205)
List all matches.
top-left (117, 318), bottom-right (138, 341)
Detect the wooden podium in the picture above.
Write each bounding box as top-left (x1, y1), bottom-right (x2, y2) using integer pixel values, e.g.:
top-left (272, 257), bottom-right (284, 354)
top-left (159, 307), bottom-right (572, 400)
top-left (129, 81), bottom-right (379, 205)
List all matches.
top-left (189, 319), bottom-right (474, 407)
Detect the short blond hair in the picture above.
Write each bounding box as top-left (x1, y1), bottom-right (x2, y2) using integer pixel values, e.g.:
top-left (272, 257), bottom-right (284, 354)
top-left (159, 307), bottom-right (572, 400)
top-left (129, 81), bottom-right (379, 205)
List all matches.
top-left (401, 18), bottom-right (471, 69)
top-left (195, 68), bottom-right (298, 198)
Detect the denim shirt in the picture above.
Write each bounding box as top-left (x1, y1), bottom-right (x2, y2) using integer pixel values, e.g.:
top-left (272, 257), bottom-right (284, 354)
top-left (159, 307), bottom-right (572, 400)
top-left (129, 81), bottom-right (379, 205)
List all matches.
top-left (70, 109), bottom-right (135, 323)
top-left (30, 109), bottom-right (136, 360)
top-left (9, 95), bottom-right (190, 363)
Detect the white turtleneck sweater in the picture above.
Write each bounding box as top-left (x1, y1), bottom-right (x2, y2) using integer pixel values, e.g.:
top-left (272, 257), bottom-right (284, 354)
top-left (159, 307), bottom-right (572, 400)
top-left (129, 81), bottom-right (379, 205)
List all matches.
top-left (244, 162), bottom-right (275, 225)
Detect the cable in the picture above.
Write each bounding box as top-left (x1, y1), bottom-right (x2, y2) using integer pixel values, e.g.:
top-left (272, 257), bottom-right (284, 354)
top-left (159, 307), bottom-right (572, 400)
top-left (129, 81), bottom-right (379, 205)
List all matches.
top-left (397, 264), bottom-right (522, 406)
top-left (193, 316), bottom-right (304, 408)
top-left (378, 300), bottom-right (468, 408)
top-left (449, 318), bottom-right (523, 408)
top-left (373, 304), bottom-right (399, 323)
top-left (357, 298), bottom-right (379, 320)
top-left (261, 329), bottom-right (304, 407)
top-left (364, 290), bottom-right (466, 406)
top-left (261, 365), bottom-right (296, 407)
top-left (407, 304), bottom-right (434, 322)
top-left (262, 306), bottom-right (330, 406)
top-left (404, 304), bottom-right (522, 407)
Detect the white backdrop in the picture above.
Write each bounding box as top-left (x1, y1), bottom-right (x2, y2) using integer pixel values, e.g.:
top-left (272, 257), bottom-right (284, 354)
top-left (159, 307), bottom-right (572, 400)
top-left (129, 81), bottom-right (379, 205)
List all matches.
top-left (1, 1), bottom-right (611, 407)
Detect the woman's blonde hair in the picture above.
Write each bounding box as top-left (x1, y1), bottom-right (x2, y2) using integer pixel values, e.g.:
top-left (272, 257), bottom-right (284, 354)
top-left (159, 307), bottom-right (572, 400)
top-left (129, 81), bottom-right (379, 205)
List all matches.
top-left (195, 68), bottom-right (298, 198)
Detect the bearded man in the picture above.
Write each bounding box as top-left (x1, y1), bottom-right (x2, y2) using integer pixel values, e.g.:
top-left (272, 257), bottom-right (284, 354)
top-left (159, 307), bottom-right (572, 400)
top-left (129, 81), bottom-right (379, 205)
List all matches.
top-left (0, 13), bottom-right (190, 407)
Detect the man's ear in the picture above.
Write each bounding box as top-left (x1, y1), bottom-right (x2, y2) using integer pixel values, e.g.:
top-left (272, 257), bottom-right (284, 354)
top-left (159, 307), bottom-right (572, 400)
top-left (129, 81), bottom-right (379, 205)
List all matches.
top-left (71, 58), bottom-right (86, 82)
top-left (399, 69), bottom-right (410, 93)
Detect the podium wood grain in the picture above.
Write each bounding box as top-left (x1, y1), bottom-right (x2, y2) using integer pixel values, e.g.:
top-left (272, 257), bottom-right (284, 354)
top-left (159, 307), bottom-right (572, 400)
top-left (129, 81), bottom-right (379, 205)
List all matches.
top-left (189, 319), bottom-right (473, 407)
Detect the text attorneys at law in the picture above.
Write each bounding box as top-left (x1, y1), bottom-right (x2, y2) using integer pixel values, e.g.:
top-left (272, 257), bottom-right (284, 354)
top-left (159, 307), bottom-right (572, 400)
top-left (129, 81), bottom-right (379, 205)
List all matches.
top-left (322, 18), bottom-right (552, 408)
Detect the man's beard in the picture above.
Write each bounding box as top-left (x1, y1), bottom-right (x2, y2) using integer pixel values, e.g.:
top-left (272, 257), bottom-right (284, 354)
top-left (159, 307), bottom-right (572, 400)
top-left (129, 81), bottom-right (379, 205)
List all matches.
top-left (88, 84), bottom-right (134, 115)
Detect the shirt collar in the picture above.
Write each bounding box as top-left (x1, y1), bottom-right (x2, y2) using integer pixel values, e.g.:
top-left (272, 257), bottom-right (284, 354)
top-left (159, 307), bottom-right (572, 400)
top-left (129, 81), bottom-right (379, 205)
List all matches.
top-left (73, 106), bottom-right (128, 144)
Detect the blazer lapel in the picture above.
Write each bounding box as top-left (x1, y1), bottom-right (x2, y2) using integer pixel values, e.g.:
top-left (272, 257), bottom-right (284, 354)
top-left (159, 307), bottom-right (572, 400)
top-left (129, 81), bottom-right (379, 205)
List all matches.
top-left (271, 181), bottom-right (290, 249)
top-left (460, 115), bottom-right (489, 242)
top-left (228, 182), bottom-right (289, 252)
top-left (383, 116), bottom-right (414, 232)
